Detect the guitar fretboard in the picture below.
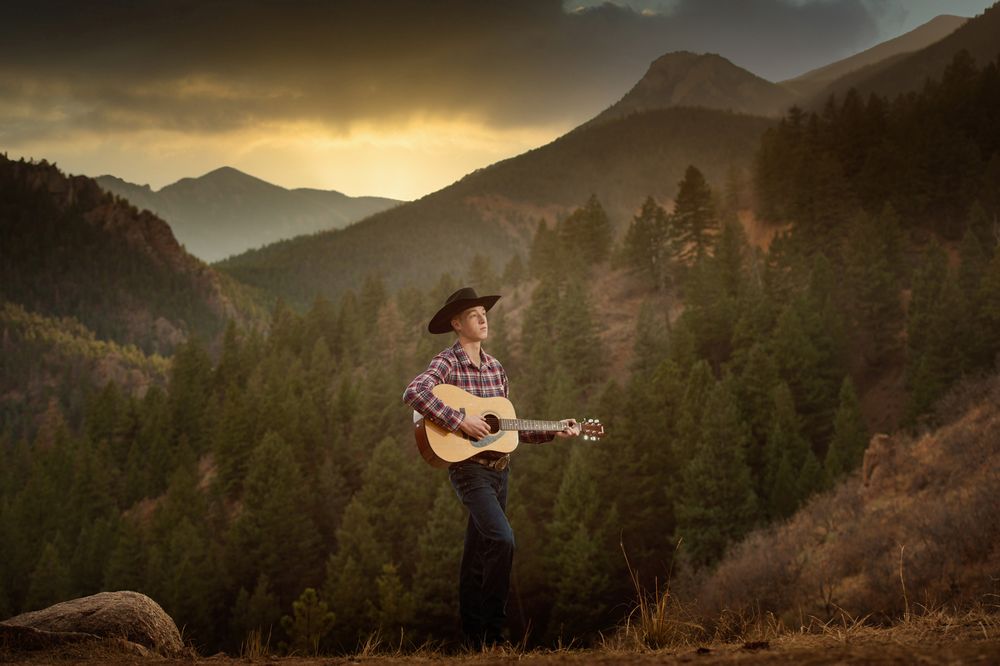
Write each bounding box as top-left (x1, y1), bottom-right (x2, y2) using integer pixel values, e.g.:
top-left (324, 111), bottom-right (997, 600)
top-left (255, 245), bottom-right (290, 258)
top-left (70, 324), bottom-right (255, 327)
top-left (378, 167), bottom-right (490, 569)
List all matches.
top-left (499, 418), bottom-right (565, 432)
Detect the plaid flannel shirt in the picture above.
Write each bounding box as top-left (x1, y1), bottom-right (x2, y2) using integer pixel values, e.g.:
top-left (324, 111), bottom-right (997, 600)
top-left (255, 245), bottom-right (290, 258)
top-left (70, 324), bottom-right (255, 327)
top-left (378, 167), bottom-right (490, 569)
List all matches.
top-left (403, 339), bottom-right (555, 444)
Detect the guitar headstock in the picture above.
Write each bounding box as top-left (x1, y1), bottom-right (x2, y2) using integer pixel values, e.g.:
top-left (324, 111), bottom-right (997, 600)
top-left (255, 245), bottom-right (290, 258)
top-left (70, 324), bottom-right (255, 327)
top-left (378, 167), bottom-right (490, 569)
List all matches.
top-left (580, 418), bottom-right (605, 441)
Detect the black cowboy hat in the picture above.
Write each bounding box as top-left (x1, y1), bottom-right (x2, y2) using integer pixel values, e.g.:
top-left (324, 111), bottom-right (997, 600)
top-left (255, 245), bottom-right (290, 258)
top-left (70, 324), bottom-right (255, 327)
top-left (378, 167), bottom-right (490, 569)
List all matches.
top-left (428, 286), bottom-right (501, 334)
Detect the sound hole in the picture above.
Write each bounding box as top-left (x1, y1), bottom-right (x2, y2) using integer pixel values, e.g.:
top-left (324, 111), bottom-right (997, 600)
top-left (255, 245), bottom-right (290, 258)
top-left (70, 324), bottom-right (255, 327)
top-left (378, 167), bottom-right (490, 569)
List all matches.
top-left (483, 413), bottom-right (501, 434)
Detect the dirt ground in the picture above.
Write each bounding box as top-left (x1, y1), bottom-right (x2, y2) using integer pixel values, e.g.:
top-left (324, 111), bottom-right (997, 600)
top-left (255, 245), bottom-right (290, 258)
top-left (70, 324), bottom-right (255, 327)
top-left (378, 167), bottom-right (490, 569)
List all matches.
top-left (5, 634), bottom-right (1000, 665)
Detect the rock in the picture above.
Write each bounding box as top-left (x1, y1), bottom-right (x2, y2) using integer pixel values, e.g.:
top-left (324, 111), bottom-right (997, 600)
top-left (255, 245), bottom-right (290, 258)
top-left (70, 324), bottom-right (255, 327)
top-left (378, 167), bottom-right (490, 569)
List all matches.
top-left (0, 623), bottom-right (152, 658)
top-left (860, 433), bottom-right (895, 499)
top-left (0, 590), bottom-right (185, 657)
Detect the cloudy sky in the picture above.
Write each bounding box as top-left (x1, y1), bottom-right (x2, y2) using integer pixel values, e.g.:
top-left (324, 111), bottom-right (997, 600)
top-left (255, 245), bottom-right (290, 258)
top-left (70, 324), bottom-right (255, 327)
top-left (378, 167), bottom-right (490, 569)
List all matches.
top-left (1, 0), bottom-right (993, 200)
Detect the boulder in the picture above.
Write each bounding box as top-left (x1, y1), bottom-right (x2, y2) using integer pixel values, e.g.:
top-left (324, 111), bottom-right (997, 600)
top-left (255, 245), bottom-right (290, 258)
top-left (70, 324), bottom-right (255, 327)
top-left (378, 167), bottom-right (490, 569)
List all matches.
top-left (0, 590), bottom-right (185, 657)
top-left (860, 433), bottom-right (896, 499)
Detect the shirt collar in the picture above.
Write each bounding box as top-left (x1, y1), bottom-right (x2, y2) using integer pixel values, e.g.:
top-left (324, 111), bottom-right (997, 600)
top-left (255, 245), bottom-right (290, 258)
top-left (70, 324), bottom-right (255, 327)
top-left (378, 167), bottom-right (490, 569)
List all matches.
top-left (452, 339), bottom-right (496, 369)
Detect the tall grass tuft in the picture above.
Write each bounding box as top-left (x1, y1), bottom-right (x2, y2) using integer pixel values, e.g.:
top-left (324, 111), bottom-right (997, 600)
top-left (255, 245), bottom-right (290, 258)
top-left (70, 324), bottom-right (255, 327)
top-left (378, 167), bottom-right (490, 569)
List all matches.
top-left (239, 626), bottom-right (272, 659)
top-left (619, 538), bottom-right (705, 649)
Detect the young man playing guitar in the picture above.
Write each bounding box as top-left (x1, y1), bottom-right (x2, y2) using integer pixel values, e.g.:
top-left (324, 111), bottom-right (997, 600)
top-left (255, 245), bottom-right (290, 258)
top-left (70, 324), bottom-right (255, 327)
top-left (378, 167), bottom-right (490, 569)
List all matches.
top-left (402, 286), bottom-right (581, 648)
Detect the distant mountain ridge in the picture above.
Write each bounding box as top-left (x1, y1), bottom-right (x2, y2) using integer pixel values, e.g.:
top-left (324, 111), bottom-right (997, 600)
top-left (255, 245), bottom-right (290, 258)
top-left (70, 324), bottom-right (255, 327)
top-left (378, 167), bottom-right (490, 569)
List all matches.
top-left (780, 14), bottom-right (968, 99)
top-left (96, 166), bottom-right (400, 262)
top-left (805, 5), bottom-right (1000, 105)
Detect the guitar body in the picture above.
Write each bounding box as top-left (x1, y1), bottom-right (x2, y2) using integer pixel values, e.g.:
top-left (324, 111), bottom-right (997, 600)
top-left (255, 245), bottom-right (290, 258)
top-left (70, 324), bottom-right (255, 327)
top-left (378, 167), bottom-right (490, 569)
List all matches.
top-left (414, 384), bottom-right (520, 468)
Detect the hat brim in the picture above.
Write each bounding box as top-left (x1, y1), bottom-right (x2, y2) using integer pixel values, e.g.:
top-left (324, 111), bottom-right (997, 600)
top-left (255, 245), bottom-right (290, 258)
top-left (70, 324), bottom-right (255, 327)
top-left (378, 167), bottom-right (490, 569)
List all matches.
top-left (428, 295), bottom-right (501, 334)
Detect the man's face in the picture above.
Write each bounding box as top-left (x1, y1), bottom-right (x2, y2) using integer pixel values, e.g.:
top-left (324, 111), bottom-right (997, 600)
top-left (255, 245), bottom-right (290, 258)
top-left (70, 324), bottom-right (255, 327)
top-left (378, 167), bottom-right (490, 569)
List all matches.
top-left (452, 305), bottom-right (488, 341)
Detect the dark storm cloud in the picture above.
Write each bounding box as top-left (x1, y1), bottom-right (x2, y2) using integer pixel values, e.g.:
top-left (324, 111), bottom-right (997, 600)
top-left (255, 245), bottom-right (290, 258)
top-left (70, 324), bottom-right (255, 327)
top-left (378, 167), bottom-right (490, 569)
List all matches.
top-left (0, 0), bottom-right (884, 139)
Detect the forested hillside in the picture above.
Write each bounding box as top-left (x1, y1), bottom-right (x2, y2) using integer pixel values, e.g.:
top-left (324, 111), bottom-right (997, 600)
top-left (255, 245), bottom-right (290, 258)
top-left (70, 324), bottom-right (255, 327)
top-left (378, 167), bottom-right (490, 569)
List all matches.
top-left (0, 155), bottom-right (271, 356)
top-left (0, 301), bottom-right (170, 444)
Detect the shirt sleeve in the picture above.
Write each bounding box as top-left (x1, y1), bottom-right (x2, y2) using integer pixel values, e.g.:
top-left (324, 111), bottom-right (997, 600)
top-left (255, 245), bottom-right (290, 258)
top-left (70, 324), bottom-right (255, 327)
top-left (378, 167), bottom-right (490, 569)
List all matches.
top-left (402, 354), bottom-right (465, 432)
top-left (501, 364), bottom-right (556, 444)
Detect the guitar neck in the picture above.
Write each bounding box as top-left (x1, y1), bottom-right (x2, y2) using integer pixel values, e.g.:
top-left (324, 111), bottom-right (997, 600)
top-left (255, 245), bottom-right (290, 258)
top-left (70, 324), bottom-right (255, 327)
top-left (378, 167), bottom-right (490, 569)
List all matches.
top-left (499, 418), bottom-right (565, 432)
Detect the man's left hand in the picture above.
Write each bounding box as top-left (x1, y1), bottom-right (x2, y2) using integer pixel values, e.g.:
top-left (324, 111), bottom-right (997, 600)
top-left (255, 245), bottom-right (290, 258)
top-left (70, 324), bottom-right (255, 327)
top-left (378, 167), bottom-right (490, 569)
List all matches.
top-left (555, 418), bottom-right (581, 438)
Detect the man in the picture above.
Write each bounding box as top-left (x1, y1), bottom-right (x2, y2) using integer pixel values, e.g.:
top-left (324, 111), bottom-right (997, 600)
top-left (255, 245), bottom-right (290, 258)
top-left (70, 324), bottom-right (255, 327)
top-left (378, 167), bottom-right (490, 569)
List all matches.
top-left (402, 286), bottom-right (580, 648)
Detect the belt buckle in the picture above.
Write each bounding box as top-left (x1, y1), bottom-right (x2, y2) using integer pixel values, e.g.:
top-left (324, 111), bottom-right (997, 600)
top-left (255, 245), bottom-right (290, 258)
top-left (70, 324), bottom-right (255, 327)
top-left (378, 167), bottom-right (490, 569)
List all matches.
top-left (492, 454), bottom-right (509, 471)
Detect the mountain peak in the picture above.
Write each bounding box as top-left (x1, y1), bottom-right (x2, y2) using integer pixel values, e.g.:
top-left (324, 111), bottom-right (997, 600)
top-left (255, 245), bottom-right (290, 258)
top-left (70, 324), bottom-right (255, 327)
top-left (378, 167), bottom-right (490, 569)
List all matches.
top-left (194, 165), bottom-right (274, 187)
top-left (589, 50), bottom-right (794, 124)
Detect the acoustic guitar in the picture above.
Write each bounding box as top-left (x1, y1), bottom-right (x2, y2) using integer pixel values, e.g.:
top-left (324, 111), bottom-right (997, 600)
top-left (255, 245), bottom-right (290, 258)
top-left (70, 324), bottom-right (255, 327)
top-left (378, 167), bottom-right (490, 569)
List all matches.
top-left (412, 384), bottom-right (605, 468)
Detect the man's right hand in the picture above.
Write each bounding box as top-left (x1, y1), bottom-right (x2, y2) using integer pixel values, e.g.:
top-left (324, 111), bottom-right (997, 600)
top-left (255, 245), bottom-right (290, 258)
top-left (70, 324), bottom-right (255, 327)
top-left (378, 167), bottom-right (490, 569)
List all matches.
top-left (458, 414), bottom-right (491, 440)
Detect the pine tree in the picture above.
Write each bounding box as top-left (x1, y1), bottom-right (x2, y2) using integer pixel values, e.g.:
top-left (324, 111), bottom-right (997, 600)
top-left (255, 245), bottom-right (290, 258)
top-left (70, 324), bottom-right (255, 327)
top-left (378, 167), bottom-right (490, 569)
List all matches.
top-left (845, 206), bottom-right (903, 364)
top-left (905, 241), bottom-right (968, 421)
top-left (467, 254), bottom-right (501, 294)
top-left (359, 274), bottom-right (388, 333)
top-left (335, 290), bottom-right (365, 362)
top-left (351, 437), bottom-right (433, 580)
top-left (958, 202), bottom-right (997, 368)
top-left (560, 194), bottom-right (612, 267)
top-left (322, 498), bottom-right (383, 649)
top-left (553, 280), bottom-right (604, 390)
top-left (769, 286), bottom-right (845, 446)
top-left (231, 573), bottom-right (282, 652)
top-left (546, 446), bottom-right (618, 640)
top-left (103, 517), bottom-right (147, 593)
top-left (671, 165), bottom-right (718, 267)
top-left (674, 381), bottom-right (757, 569)
top-left (411, 483), bottom-right (465, 641)
top-left (762, 382), bottom-right (811, 519)
top-left (280, 587), bottom-right (335, 656)
top-left (83, 380), bottom-right (130, 468)
top-left (226, 432), bottom-right (323, 609)
top-left (372, 563), bottom-right (414, 634)
top-left (529, 219), bottom-right (560, 281)
top-left (734, 343), bottom-right (780, 497)
top-left (502, 252), bottom-right (526, 286)
top-left (977, 251), bottom-right (1000, 367)
top-left (167, 335), bottom-right (214, 455)
top-left (70, 514), bottom-right (117, 598)
top-left (25, 539), bottom-right (72, 611)
top-left (212, 387), bottom-right (255, 497)
top-left (155, 516), bottom-right (222, 648)
top-left (214, 319), bottom-right (245, 391)
top-left (623, 196), bottom-right (670, 290)
top-left (824, 376), bottom-right (868, 485)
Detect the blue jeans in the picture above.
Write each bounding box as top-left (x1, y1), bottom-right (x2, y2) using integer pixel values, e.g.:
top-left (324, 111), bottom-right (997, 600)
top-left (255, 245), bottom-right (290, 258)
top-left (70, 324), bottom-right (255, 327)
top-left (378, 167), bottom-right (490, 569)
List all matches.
top-left (448, 461), bottom-right (514, 644)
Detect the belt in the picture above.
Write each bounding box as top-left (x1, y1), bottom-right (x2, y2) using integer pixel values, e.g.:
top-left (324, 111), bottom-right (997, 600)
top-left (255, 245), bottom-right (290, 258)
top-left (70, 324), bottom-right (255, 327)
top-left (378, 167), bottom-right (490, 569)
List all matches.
top-left (467, 453), bottom-right (510, 471)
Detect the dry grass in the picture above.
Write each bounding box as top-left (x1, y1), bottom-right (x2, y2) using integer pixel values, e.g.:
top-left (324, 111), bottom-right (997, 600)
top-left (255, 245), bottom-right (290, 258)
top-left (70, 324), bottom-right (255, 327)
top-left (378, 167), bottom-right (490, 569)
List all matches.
top-left (239, 626), bottom-right (272, 659)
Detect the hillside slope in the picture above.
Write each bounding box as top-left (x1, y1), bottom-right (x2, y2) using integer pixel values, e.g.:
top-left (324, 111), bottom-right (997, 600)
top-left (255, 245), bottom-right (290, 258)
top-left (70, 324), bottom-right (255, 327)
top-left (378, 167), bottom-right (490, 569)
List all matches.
top-left (0, 155), bottom-right (269, 355)
top-left (0, 300), bottom-right (169, 443)
top-left (780, 14), bottom-right (968, 99)
top-left (809, 3), bottom-right (1000, 105)
top-left (96, 167), bottom-right (400, 262)
top-left (696, 371), bottom-right (1000, 623)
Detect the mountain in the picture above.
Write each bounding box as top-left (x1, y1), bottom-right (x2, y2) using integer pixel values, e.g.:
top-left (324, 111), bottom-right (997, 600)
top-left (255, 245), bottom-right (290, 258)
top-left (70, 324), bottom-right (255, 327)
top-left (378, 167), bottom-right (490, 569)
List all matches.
top-left (215, 106), bottom-right (773, 308)
top-left (809, 4), bottom-right (1000, 105)
top-left (0, 154), bottom-right (270, 356)
top-left (96, 166), bottom-right (400, 262)
top-left (590, 51), bottom-right (795, 122)
top-left (780, 15), bottom-right (968, 99)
